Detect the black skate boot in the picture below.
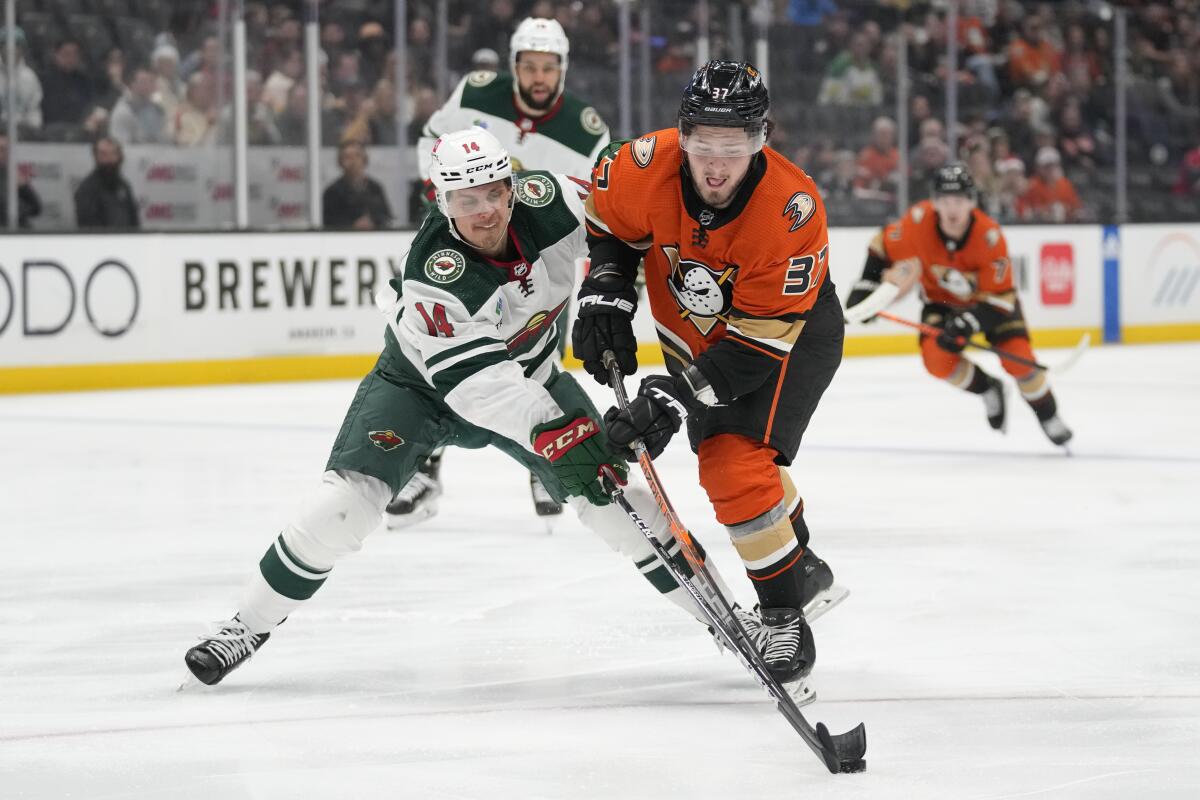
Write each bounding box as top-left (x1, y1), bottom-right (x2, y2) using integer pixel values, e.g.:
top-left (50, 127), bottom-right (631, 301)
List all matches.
top-left (981, 375), bottom-right (1008, 432)
top-left (529, 472), bottom-right (563, 516)
top-left (386, 454), bottom-right (443, 530)
top-left (185, 616), bottom-right (270, 686)
top-left (760, 607), bottom-right (816, 703)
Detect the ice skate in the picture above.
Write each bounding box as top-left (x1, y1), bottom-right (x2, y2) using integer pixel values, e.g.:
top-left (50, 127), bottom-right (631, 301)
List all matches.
top-left (760, 607), bottom-right (817, 705)
top-left (386, 455), bottom-right (442, 530)
top-left (184, 616), bottom-right (270, 686)
top-left (981, 375), bottom-right (1008, 433)
top-left (710, 603), bottom-right (768, 654)
top-left (1039, 414), bottom-right (1073, 447)
top-left (799, 548), bottom-right (849, 624)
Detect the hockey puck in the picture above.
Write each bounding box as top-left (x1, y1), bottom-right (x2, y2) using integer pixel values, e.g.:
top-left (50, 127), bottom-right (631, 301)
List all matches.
top-left (840, 758), bottom-right (867, 773)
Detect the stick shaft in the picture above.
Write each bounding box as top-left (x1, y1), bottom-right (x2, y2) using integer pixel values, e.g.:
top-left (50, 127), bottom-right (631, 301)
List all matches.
top-left (876, 310), bottom-right (1047, 370)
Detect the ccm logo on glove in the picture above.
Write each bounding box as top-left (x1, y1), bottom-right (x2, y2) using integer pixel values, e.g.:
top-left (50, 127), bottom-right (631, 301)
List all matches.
top-left (533, 418), bottom-right (600, 461)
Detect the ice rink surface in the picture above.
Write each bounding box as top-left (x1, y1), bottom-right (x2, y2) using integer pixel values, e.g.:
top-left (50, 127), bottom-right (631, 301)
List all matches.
top-left (3, 342), bottom-right (1199, 799)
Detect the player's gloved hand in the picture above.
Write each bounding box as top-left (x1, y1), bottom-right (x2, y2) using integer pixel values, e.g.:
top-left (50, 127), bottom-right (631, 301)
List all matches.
top-left (935, 310), bottom-right (981, 353)
top-left (604, 374), bottom-right (699, 461)
top-left (531, 410), bottom-right (628, 506)
top-left (573, 262), bottom-right (638, 386)
top-left (844, 279), bottom-right (880, 323)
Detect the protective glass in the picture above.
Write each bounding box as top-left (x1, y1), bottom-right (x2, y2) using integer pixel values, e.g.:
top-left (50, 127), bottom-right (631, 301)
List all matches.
top-left (441, 179), bottom-right (513, 219)
top-left (679, 125), bottom-right (765, 158)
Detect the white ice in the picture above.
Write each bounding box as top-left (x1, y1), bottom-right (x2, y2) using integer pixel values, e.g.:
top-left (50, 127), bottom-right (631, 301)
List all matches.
top-left (3, 343), bottom-right (1199, 799)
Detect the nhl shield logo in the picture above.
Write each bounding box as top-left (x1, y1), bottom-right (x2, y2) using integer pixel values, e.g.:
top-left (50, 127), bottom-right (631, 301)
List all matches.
top-left (783, 192), bottom-right (816, 232)
top-left (516, 174), bottom-right (556, 207)
top-left (368, 430), bottom-right (406, 451)
top-left (424, 249), bottom-right (466, 284)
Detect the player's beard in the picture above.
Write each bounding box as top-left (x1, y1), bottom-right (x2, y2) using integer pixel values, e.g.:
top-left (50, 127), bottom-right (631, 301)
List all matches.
top-left (517, 82), bottom-right (556, 112)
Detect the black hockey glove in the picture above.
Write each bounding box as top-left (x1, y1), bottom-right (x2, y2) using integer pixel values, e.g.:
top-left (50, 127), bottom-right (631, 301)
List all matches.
top-left (572, 262), bottom-right (639, 386)
top-left (844, 279), bottom-right (881, 323)
top-left (605, 373), bottom-right (707, 461)
top-left (531, 410), bottom-right (628, 506)
top-left (935, 310), bottom-right (982, 353)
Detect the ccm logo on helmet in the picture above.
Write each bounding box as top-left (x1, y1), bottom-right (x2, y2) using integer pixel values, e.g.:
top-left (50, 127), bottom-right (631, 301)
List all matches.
top-left (534, 418), bottom-right (599, 461)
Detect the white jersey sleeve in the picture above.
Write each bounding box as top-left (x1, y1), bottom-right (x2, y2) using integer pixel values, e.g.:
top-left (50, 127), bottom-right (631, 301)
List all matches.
top-left (400, 279), bottom-right (563, 449)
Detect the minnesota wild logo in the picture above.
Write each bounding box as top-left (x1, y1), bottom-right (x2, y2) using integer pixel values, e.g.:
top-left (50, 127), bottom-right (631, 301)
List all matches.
top-left (424, 249), bottom-right (466, 284)
top-left (515, 174), bottom-right (555, 207)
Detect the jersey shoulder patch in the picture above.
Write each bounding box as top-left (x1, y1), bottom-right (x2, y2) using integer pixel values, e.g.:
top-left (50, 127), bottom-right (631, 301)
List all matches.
top-left (783, 191), bottom-right (817, 232)
top-left (466, 70), bottom-right (497, 87)
top-left (580, 106), bottom-right (606, 135)
top-left (404, 216), bottom-right (502, 314)
top-left (631, 134), bottom-right (656, 168)
top-left (515, 172), bottom-right (557, 207)
top-left (423, 248), bottom-right (467, 284)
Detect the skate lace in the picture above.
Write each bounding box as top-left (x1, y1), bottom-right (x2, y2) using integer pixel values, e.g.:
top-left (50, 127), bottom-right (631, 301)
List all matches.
top-left (395, 470), bottom-right (437, 504)
top-left (199, 620), bottom-right (259, 667)
top-left (763, 618), bottom-right (800, 664)
top-left (734, 606), bottom-right (768, 650)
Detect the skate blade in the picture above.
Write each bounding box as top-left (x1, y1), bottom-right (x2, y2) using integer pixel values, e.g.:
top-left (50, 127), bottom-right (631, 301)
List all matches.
top-left (385, 500), bottom-right (438, 531)
top-left (176, 672), bottom-right (207, 692)
top-left (804, 583), bottom-right (850, 624)
top-left (786, 677), bottom-right (816, 707)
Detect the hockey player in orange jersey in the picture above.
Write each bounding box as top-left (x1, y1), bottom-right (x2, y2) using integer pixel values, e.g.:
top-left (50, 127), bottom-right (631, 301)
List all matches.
top-left (572, 60), bottom-right (847, 701)
top-left (844, 163), bottom-right (1072, 446)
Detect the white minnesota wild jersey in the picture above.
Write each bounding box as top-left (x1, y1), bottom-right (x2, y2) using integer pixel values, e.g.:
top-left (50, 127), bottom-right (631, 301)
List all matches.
top-left (380, 171), bottom-right (586, 448)
top-left (418, 71), bottom-right (609, 183)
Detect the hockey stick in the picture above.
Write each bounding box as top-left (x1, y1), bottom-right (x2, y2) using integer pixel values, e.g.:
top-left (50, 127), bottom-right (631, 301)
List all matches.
top-left (876, 310), bottom-right (1049, 370)
top-left (599, 352), bottom-right (867, 774)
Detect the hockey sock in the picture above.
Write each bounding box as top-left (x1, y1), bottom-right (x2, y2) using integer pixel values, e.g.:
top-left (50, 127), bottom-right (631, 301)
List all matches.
top-left (1027, 391), bottom-right (1058, 421)
top-left (960, 366), bottom-right (993, 394)
top-left (727, 502), bottom-right (805, 610)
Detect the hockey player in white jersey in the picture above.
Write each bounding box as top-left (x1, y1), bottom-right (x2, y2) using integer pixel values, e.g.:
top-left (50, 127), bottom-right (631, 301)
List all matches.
top-left (182, 128), bottom-right (741, 687)
top-left (394, 17), bottom-right (611, 528)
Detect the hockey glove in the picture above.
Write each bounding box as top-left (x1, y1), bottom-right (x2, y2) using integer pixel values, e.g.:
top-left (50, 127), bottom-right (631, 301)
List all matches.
top-left (844, 279), bottom-right (880, 323)
top-left (531, 410), bottom-right (627, 506)
top-left (572, 262), bottom-right (639, 386)
top-left (935, 310), bottom-right (982, 353)
top-left (604, 374), bottom-right (703, 461)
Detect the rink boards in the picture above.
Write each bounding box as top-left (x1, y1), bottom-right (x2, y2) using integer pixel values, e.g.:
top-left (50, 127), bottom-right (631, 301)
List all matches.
top-left (1, 223), bottom-right (1197, 393)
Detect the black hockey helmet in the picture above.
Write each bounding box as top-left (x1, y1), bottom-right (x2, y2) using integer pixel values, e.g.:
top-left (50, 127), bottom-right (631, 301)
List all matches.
top-left (678, 59), bottom-right (769, 142)
top-left (931, 162), bottom-right (977, 199)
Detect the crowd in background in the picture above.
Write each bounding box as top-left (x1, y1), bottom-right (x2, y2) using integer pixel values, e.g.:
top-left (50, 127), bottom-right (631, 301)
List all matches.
top-left (0, 0), bottom-right (1197, 228)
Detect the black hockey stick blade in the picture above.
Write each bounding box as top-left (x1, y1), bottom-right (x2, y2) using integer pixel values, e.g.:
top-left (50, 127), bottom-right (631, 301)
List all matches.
top-left (817, 721), bottom-right (868, 773)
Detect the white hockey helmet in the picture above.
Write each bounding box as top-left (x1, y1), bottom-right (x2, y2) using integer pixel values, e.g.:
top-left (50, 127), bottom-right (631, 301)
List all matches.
top-left (509, 17), bottom-right (569, 98)
top-left (428, 127), bottom-right (514, 229)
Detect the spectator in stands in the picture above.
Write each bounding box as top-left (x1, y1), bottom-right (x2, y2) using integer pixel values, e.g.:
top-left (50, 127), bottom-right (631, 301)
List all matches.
top-left (173, 72), bottom-right (218, 146)
top-left (357, 22), bottom-right (390, 88)
top-left (0, 27), bottom-right (42, 135)
top-left (217, 70), bottom-right (280, 146)
top-left (966, 141), bottom-right (1002, 218)
top-left (909, 135), bottom-right (950, 201)
top-left (110, 65), bottom-right (169, 145)
top-left (1018, 146), bottom-right (1083, 222)
top-left (96, 47), bottom-right (128, 111)
top-left (263, 48), bottom-right (303, 115)
top-left (907, 93), bottom-right (933, 148)
top-left (41, 38), bottom-right (104, 137)
top-left (367, 78), bottom-right (399, 146)
top-left (1055, 99), bottom-right (1100, 172)
top-left (152, 44), bottom-right (183, 119)
top-left (322, 140), bottom-right (392, 230)
top-left (1006, 87), bottom-right (1043, 165)
top-left (856, 116), bottom-right (899, 202)
top-left (1173, 143), bottom-right (1200, 196)
top-left (993, 158), bottom-right (1028, 222)
top-left (818, 31), bottom-right (883, 106)
top-left (276, 83), bottom-right (308, 145)
top-left (789, 0), bottom-right (839, 27)
top-left (472, 48), bottom-right (501, 72)
top-left (1157, 50), bottom-right (1200, 125)
top-left (331, 51), bottom-right (361, 93)
top-left (820, 149), bottom-right (859, 202)
top-left (406, 84), bottom-right (439, 143)
top-left (74, 137), bottom-right (139, 230)
top-left (320, 21), bottom-right (347, 61)
top-left (181, 35), bottom-right (220, 83)
top-left (323, 78), bottom-right (369, 144)
top-left (1007, 14), bottom-right (1061, 90)
top-left (0, 134), bottom-right (41, 228)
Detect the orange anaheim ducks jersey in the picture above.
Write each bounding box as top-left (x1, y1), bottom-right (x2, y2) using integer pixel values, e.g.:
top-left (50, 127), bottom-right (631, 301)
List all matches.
top-left (873, 200), bottom-right (1015, 311)
top-left (584, 128), bottom-right (830, 373)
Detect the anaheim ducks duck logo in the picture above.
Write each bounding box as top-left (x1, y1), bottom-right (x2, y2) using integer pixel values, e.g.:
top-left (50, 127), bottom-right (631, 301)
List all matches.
top-left (662, 244), bottom-right (737, 336)
top-left (930, 265), bottom-right (977, 300)
top-left (783, 192), bottom-right (816, 232)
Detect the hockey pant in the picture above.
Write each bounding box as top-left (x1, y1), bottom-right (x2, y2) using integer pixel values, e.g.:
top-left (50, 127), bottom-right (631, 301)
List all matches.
top-left (236, 468), bottom-right (725, 634)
